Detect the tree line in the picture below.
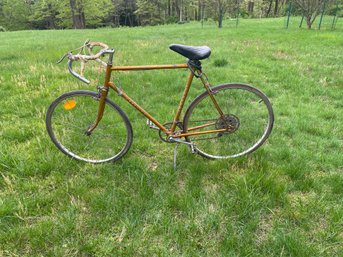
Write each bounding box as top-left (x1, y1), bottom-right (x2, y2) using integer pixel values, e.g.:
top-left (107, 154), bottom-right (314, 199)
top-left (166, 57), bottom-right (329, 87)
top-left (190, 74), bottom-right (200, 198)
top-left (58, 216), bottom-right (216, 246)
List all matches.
top-left (0, 0), bottom-right (341, 31)
top-left (0, 0), bottom-right (288, 30)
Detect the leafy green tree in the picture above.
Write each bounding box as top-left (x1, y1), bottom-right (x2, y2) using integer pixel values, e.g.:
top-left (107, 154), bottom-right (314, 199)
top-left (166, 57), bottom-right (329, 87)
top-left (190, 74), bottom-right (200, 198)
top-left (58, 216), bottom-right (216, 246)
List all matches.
top-left (63, 0), bottom-right (111, 28)
top-left (111, 0), bottom-right (138, 26)
top-left (29, 0), bottom-right (60, 29)
top-left (0, 0), bottom-right (297, 30)
top-left (293, 0), bottom-right (332, 29)
top-left (206, 0), bottom-right (235, 27)
top-left (1, 0), bottom-right (33, 30)
top-left (135, 0), bottom-right (165, 25)
top-left (0, 1), bottom-right (5, 28)
top-left (68, 0), bottom-right (86, 28)
top-left (82, 0), bottom-right (112, 28)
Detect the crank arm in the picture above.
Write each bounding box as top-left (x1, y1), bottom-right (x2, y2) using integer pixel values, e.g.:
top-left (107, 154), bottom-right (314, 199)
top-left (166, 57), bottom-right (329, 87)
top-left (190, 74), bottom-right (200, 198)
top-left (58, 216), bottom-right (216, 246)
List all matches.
top-left (168, 137), bottom-right (197, 154)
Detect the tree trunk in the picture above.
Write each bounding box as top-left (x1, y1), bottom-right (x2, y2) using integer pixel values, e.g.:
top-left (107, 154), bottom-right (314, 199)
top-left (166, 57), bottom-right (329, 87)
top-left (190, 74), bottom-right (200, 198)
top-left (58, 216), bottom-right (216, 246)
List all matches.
top-left (294, 0), bottom-right (325, 29)
top-left (218, 9), bottom-right (223, 28)
top-left (69, 0), bottom-right (85, 29)
top-left (274, 0), bottom-right (279, 16)
top-left (266, 0), bottom-right (273, 17)
top-left (194, 8), bottom-right (197, 20)
top-left (175, 0), bottom-right (180, 20)
top-left (248, 1), bottom-right (254, 14)
top-left (276, 0), bottom-right (285, 15)
top-left (198, 0), bottom-right (201, 21)
top-left (179, 0), bottom-right (183, 22)
top-left (168, 0), bottom-right (171, 17)
top-left (306, 16), bottom-right (312, 29)
top-left (47, 3), bottom-right (56, 29)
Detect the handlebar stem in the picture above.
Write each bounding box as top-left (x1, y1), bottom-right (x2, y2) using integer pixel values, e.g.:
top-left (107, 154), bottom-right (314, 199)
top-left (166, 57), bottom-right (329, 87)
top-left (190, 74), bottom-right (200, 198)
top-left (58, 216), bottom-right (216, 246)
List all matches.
top-left (104, 49), bottom-right (115, 65)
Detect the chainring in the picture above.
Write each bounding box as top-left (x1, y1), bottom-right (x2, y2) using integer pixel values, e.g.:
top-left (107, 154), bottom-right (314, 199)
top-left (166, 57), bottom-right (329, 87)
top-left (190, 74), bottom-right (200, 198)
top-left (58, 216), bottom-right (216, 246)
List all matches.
top-left (159, 122), bottom-right (184, 143)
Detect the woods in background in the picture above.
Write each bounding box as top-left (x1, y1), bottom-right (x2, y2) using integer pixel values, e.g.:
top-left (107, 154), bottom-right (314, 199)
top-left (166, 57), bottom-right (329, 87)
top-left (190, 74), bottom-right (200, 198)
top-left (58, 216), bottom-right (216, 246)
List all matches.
top-left (0, 0), bottom-right (341, 31)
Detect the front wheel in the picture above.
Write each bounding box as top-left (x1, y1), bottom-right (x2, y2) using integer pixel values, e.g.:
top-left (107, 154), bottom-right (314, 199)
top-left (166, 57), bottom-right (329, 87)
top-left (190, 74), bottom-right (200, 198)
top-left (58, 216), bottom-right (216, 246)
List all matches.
top-left (183, 83), bottom-right (274, 159)
top-left (46, 90), bottom-right (133, 163)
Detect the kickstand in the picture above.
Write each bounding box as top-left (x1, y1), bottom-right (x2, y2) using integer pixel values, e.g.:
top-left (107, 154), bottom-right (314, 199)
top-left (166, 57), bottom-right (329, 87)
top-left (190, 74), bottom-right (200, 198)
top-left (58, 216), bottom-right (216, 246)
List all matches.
top-left (173, 142), bottom-right (180, 171)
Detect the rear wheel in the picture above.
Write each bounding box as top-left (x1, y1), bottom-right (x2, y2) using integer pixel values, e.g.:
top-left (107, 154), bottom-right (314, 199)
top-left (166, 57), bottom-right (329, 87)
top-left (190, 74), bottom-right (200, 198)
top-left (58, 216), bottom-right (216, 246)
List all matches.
top-left (183, 84), bottom-right (274, 159)
top-left (46, 90), bottom-right (133, 163)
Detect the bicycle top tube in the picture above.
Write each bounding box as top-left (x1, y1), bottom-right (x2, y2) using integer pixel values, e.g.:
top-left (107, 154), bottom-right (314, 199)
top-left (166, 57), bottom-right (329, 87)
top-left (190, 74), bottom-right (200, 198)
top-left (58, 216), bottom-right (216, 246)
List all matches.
top-left (111, 64), bottom-right (188, 71)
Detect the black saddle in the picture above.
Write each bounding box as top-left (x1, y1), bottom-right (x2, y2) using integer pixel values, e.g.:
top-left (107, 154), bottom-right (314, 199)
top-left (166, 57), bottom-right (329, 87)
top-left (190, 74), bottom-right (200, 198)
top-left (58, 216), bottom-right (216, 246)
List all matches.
top-left (169, 44), bottom-right (211, 60)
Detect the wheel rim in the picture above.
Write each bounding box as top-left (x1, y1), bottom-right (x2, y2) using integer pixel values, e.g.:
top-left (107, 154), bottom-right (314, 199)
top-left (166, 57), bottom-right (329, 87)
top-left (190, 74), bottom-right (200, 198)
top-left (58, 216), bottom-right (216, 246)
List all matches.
top-left (47, 92), bottom-right (132, 163)
top-left (184, 84), bottom-right (273, 159)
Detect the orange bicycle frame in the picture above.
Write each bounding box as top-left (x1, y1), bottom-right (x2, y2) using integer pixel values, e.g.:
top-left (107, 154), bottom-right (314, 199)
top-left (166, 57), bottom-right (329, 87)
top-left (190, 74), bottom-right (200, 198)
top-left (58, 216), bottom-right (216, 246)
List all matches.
top-left (88, 61), bottom-right (227, 138)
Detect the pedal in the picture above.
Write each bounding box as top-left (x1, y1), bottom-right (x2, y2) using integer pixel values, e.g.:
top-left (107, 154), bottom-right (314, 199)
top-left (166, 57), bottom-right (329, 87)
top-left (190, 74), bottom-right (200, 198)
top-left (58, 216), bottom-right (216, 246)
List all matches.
top-left (190, 143), bottom-right (197, 154)
top-left (146, 119), bottom-right (159, 130)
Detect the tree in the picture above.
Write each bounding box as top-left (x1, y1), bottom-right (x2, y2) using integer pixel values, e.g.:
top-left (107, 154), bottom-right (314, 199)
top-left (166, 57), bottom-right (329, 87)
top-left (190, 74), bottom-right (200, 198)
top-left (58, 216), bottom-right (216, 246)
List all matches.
top-left (263, 0), bottom-right (285, 17)
top-left (274, 0), bottom-right (287, 16)
top-left (0, 0), bottom-right (34, 30)
top-left (58, 0), bottom-right (111, 29)
top-left (68, 0), bottom-right (85, 28)
top-left (29, 0), bottom-right (60, 29)
top-left (293, 0), bottom-right (330, 29)
top-left (207, 0), bottom-right (234, 28)
top-left (135, 0), bottom-right (164, 25)
top-left (0, 0), bottom-right (5, 28)
top-left (111, 0), bottom-right (138, 26)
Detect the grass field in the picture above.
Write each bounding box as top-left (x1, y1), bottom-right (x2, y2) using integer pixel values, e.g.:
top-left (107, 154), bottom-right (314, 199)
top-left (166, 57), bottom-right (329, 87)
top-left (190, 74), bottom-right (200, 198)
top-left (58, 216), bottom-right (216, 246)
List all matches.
top-left (0, 18), bottom-right (343, 256)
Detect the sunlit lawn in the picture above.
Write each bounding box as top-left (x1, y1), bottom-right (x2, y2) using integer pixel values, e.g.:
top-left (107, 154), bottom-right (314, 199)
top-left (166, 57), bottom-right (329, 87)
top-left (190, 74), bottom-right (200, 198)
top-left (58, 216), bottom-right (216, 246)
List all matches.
top-left (0, 17), bottom-right (342, 256)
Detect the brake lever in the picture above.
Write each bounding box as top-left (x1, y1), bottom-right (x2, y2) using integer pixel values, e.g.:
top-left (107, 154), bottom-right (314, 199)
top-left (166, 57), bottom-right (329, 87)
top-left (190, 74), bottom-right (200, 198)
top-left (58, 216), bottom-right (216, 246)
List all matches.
top-left (56, 52), bottom-right (71, 64)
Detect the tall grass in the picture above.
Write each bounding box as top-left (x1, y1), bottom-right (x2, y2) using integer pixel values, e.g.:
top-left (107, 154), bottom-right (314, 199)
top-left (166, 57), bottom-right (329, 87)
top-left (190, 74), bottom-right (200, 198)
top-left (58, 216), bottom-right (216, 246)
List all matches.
top-left (0, 18), bottom-right (342, 256)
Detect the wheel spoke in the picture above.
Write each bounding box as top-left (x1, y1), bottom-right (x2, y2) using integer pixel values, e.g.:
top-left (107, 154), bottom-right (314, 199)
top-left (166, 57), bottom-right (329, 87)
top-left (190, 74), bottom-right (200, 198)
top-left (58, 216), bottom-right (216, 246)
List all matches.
top-left (46, 91), bottom-right (133, 163)
top-left (183, 84), bottom-right (273, 159)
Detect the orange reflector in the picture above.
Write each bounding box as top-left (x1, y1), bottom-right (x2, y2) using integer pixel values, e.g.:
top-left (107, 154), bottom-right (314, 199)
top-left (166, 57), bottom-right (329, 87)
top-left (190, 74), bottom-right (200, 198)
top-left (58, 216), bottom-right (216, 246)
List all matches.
top-left (64, 99), bottom-right (77, 110)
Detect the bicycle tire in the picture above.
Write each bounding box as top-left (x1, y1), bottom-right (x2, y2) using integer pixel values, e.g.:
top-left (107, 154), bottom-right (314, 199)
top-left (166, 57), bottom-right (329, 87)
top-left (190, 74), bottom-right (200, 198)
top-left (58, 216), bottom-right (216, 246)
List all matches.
top-left (183, 83), bottom-right (274, 159)
top-left (46, 90), bottom-right (133, 163)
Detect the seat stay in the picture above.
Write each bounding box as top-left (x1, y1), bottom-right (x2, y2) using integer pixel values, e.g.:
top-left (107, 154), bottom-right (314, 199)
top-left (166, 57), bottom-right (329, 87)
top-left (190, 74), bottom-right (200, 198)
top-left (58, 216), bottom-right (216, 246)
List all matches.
top-left (199, 72), bottom-right (225, 117)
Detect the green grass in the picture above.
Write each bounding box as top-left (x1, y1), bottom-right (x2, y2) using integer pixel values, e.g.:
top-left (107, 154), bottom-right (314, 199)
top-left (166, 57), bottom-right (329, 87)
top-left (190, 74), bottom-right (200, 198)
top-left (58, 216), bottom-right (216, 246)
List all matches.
top-left (0, 18), bottom-right (343, 256)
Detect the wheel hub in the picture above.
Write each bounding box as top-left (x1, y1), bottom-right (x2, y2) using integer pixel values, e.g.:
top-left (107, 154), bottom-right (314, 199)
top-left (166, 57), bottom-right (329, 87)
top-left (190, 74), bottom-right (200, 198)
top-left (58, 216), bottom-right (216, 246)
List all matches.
top-left (215, 114), bottom-right (240, 133)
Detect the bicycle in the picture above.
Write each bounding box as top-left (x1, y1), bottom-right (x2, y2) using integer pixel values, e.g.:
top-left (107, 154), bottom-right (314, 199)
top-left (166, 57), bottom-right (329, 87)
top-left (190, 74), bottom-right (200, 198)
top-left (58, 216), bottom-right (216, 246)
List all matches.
top-left (46, 41), bottom-right (274, 164)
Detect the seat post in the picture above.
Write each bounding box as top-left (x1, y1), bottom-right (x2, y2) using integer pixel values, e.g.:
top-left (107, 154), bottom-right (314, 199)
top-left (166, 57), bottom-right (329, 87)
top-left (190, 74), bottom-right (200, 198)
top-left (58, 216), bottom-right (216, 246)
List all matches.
top-left (187, 60), bottom-right (202, 77)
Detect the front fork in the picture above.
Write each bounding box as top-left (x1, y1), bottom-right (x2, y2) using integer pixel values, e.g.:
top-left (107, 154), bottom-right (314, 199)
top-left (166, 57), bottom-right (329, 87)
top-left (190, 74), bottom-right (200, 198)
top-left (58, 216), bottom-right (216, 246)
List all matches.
top-left (85, 86), bottom-right (109, 135)
top-left (85, 63), bottom-right (113, 135)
